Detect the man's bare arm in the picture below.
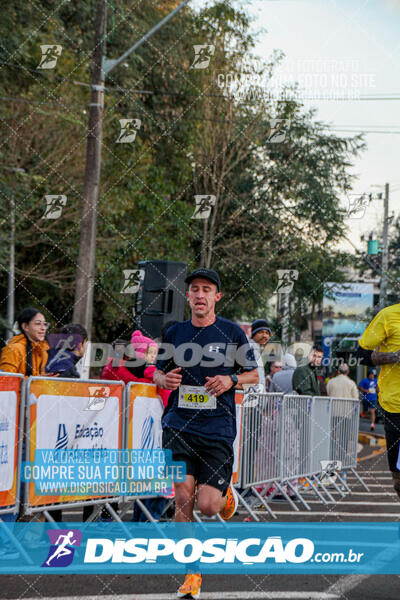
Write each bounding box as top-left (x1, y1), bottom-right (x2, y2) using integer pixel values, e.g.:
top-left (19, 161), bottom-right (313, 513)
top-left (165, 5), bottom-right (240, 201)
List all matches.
top-left (237, 369), bottom-right (259, 386)
top-left (205, 369), bottom-right (259, 397)
top-left (235, 369), bottom-right (260, 390)
top-left (153, 369), bottom-right (166, 388)
top-left (357, 345), bottom-right (400, 366)
top-left (371, 350), bottom-right (400, 365)
top-left (153, 367), bottom-right (182, 390)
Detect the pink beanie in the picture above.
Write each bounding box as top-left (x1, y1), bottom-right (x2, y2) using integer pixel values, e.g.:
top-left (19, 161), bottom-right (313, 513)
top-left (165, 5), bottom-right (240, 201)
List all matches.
top-left (130, 330), bottom-right (158, 358)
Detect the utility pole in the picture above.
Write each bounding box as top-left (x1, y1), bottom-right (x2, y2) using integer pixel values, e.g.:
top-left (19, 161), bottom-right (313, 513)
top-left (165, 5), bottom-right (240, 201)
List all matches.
top-left (73, 0), bottom-right (189, 336)
top-left (280, 293), bottom-right (290, 346)
top-left (73, 0), bottom-right (106, 335)
top-left (7, 194), bottom-right (15, 341)
top-left (379, 182), bottom-right (390, 308)
top-left (1, 166), bottom-right (25, 341)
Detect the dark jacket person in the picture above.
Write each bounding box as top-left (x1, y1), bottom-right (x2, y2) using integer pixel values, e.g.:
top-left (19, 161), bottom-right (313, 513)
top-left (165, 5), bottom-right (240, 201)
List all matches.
top-left (46, 324), bottom-right (88, 378)
top-left (292, 346), bottom-right (324, 396)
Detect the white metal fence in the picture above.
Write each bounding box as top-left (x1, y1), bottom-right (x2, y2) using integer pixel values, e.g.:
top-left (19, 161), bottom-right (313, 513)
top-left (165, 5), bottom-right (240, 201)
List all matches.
top-left (0, 375), bottom-right (368, 524)
top-left (235, 392), bottom-right (368, 520)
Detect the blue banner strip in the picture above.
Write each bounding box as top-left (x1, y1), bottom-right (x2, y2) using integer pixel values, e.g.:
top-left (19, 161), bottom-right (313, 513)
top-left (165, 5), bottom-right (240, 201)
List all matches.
top-left (0, 522), bottom-right (399, 574)
top-left (21, 449), bottom-right (185, 496)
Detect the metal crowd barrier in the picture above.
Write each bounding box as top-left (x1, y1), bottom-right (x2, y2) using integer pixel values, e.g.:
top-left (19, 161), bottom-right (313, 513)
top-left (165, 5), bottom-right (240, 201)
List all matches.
top-left (22, 376), bottom-right (126, 523)
top-left (0, 373), bottom-right (33, 562)
top-left (0, 373), bottom-right (25, 518)
top-left (0, 374), bottom-right (370, 525)
top-left (0, 375), bottom-right (171, 525)
top-left (234, 393), bottom-right (369, 521)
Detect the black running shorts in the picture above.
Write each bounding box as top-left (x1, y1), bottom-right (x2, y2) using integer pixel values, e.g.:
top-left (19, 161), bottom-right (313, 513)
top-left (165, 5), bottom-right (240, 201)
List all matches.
top-left (162, 427), bottom-right (234, 495)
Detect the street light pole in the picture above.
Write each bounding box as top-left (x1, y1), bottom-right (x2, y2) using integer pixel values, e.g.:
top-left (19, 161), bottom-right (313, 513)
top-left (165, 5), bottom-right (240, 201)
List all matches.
top-left (7, 194), bottom-right (15, 341)
top-left (280, 292), bottom-right (289, 346)
top-left (73, 0), bottom-right (190, 336)
top-left (1, 165), bottom-right (25, 341)
top-left (379, 182), bottom-right (390, 309)
top-left (73, 0), bottom-right (106, 335)
top-left (103, 0), bottom-right (190, 75)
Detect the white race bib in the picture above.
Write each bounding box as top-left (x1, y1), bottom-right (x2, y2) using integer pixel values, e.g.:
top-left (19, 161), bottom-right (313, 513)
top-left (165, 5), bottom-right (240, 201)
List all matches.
top-left (178, 385), bottom-right (217, 410)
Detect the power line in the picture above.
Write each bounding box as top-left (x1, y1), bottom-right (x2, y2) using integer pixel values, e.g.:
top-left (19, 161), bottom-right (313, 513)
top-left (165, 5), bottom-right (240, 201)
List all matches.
top-left (73, 81), bottom-right (400, 102)
top-left (300, 96), bottom-right (400, 101)
top-left (0, 61), bottom-right (63, 74)
top-left (328, 129), bottom-right (400, 134)
top-left (332, 124), bottom-right (400, 129)
top-left (0, 95), bottom-right (85, 111)
top-left (3, 62), bottom-right (400, 103)
top-left (1, 94), bottom-right (399, 131)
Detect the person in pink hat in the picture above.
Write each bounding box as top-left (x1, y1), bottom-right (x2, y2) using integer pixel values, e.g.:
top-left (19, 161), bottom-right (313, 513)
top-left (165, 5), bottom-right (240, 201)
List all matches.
top-left (101, 331), bottom-right (171, 522)
top-left (101, 330), bottom-right (170, 406)
top-left (130, 329), bottom-right (159, 366)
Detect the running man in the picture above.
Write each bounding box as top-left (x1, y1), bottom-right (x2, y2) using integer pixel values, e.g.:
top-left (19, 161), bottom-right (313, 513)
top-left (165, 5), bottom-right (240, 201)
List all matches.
top-left (358, 369), bottom-right (378, 430)
top-left (45, 531), bottom-right (76, 566)
top-left (154, 268), bottom-right (258, 598)
top-left (358, 303), bottom-right (400, 499)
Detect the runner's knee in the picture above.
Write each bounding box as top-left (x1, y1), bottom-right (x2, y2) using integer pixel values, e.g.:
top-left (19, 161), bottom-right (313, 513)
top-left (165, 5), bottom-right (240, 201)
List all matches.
top-left (175, 482), bottom-right (195, 508)
top-left (197, 496), bottom-right (220, 517)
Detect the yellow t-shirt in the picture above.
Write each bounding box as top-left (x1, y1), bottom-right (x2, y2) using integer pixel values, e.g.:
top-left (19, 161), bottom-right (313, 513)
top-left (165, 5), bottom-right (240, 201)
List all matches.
top-left (359, 303), bottom-right (400, 412)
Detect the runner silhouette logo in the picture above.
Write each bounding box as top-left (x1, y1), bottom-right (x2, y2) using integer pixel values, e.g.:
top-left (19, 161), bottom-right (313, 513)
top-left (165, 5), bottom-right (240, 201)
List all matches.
top-left (42, 529), bottom-right (82, 568)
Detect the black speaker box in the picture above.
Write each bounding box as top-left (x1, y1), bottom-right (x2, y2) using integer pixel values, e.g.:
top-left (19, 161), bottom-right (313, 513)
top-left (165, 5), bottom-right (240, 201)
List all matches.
top-left (134, 260), bottom-right (187, 339)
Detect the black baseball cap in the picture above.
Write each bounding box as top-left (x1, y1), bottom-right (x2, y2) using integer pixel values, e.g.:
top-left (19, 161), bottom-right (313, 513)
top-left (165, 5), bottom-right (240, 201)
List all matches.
top-left (185, 268), bottom-right (221, 291)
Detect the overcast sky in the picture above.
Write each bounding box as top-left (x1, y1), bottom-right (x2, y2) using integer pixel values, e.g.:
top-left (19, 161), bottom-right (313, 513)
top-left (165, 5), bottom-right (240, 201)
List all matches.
top-left (244, 0), bottom-right (400, 251)
top-left (197, 0), bottom-right (400, 251)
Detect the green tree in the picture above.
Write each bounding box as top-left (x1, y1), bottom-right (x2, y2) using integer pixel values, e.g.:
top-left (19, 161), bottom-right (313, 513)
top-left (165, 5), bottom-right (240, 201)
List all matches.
top-left (0, 0), bottom-right (366, 346)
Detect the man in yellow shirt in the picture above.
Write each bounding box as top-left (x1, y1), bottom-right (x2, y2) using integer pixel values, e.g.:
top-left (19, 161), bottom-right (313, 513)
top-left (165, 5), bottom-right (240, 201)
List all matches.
top-left (358, 303), bottom-right (400, 499)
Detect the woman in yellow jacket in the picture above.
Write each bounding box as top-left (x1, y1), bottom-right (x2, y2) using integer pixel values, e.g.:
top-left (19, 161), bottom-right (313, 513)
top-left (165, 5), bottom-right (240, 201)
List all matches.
top-left (0, 308), bottom-right (50, 554)
top-left (0, 307), bottom-right (49, 376)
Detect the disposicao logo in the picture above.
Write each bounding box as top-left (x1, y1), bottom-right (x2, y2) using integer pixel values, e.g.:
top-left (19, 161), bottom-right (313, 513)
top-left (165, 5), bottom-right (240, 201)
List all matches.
top-left (42, 529), bottom-right (82, 568)
top-left (84, 536), bottom-right (315, 565)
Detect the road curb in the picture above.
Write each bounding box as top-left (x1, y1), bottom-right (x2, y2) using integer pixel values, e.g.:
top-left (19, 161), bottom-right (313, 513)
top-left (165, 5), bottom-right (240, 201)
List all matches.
top-left (358, 431), bottom-right (386, 447)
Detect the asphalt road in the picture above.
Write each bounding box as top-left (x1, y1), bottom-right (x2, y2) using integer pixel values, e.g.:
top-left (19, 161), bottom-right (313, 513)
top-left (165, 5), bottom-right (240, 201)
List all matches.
top-left (1, 427), bottom-right (399, 600)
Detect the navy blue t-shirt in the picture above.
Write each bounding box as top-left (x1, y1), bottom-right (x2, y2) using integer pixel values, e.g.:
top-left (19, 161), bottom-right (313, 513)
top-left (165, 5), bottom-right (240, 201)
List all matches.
top-left (156, 316), bottom-right (256, 444)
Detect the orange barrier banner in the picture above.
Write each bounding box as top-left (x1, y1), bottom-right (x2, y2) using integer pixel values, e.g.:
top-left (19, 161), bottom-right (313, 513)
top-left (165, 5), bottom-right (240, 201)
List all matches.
top-left (0, 374), bottom-right (23, 510)
top-left (126, 382), bottom-right (164, 451)
top-left (27, 378), bottom-right (123, 507)
top-left (232, 391), bottom-right (243, 485)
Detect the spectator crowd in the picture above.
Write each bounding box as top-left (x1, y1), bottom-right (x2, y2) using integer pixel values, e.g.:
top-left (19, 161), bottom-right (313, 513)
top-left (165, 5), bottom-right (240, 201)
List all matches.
top-left (0, 305), bottom-right (378, 533)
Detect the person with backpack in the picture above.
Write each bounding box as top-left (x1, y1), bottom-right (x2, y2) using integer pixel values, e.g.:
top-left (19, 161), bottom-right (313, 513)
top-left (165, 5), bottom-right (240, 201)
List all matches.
top-left (45, 323), bottom-right (88, 377)
top-left (44, 323), bottom-right (88, 522)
